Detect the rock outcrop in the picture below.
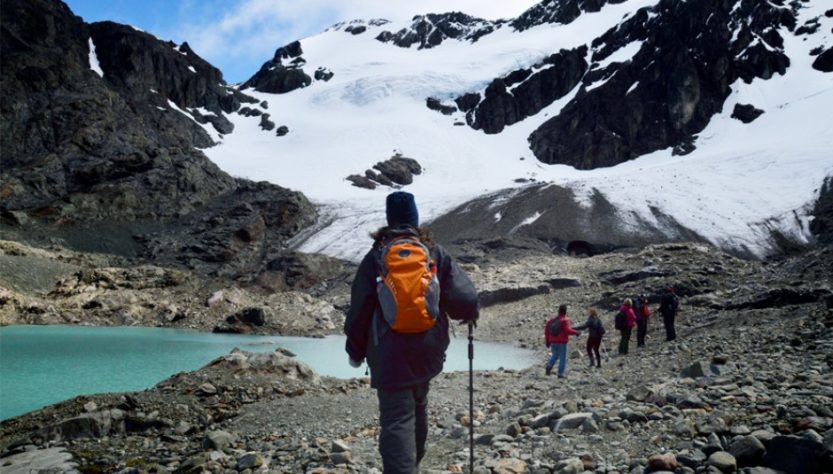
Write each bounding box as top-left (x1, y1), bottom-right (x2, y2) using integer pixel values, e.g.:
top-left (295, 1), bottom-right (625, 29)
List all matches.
top-left (347, 154), bottom-right (422, 189)
top-left (375, 12), bottom-right (499, 49)
top-left (454, 47), bottom-right (588, 134)
top-left (527, 0), bottom-right (795, 169)
top-left (0, 0), bottom-right (316, 278)
top-left (241, 41), bottom-right (312, 94)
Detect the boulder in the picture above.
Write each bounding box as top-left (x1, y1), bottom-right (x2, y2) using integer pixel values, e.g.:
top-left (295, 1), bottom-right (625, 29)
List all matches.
top-left (729, 435), bottom-right (766, 467)
top-left (203, 430), bottom-right (237, 451)
top-left (648, 453), bottom-right (679, 472)
top-left (554, 412), bottom-right (593, 431)
top-left (236, 452), bottom-right (266, 470)
top-left (812, 47), bottom-right (833, 73)
top-left (731, 104), bottom-right (764, 123)
top-left (707, 451), bottom-right (737, 472)
top-left (761, 435), bottom-right (831, 474)
top-left (0, 448), bottom-right (78, 474)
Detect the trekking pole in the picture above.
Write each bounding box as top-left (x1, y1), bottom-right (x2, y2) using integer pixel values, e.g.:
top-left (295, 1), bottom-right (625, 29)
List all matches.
top-left (467, 321), bottom-right (475, 474)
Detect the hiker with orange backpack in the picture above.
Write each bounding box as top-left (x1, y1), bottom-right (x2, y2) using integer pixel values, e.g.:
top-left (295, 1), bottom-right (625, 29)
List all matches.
top-left (544, 304), bottom-right (580, 378)
top-left (344, 192), bottom-right (479, 474)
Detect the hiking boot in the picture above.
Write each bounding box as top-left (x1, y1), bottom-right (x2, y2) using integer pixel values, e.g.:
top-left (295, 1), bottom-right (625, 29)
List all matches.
top-left (545, 366), bottom-right (552, 376)
top-left (557, 374), bottom-right (566, 379)
top-left (596, 363), bottom-right (601, 369)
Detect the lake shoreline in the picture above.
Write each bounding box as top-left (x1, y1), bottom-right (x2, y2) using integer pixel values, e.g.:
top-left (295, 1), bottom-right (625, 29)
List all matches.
top-left (2, 241), bottom-right (832, 473)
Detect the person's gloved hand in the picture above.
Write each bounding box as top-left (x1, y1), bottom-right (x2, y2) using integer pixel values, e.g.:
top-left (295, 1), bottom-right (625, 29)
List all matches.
top-left (349, 357), bottom-right (362, 368)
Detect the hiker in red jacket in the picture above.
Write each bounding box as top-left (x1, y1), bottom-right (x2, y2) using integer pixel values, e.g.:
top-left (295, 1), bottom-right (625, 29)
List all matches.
top-left (616, 298), bottom-right (637, 355)
top-left (544, 304), bottom-right (580, 378)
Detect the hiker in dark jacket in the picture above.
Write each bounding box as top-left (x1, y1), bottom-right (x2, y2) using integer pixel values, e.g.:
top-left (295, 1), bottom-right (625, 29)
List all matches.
top-left (574, 308), bottom-right (605, 368)
top-left (634, 294), bottom-right (651, 348)
top-left (617, 298), bottom-right (637, 355)
top-left (544, 304), bottom-right (580, 378)
top-left (344, 192), bottom-right (479, 474)
top-left (659, 287), bottom-right (679, 341)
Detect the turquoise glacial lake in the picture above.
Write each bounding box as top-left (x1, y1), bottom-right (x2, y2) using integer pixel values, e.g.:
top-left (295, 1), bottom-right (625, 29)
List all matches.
top-left (0, 325), bottom-right (536, 420)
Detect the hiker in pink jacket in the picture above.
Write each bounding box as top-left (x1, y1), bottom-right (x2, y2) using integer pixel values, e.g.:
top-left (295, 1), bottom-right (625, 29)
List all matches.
top-left (615, 298), bottom-right (637, 355)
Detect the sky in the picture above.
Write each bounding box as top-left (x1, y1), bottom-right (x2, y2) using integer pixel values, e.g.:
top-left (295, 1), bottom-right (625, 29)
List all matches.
top-left (64, 0), bottom-right (541, 84)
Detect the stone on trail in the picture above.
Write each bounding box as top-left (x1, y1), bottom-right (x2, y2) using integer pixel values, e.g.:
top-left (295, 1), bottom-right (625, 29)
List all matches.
top-left (553, 457), bottom-right (584, 474)
top-left (627, 384), bottom-right (655, 402)
top-left (236, 452), bottom-right (266, 470)
top-left (761, 435), bottom-right (831, 474)
top-left (0, 448), bottom-right (78, 474)
top-left (554, 412), bottom-right (593, 431)
top-left (681, 361), bottom-right (709, 378)
top-left (487, 457), bottom-right (526, 473)
top-left (331, 439), bottom-right (351, 453)
top-left (647, 453), bottom-right (679, 471)
top-left (707, 451), bottom-right (737, 472)
top-left (728, 435), bottom-right (766, 467)
top-left (330, 451), bottom-right (352, 465)
top-left (203, 430), bottom-right (236, 451)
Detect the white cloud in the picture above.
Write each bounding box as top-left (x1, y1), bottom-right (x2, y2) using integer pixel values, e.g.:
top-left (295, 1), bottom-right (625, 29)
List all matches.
top-left (164, 0), bottom-right (541, 82)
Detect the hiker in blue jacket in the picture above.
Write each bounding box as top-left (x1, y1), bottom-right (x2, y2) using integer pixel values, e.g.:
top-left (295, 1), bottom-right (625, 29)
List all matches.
top-left (344, 192), bottom-right (479, 474)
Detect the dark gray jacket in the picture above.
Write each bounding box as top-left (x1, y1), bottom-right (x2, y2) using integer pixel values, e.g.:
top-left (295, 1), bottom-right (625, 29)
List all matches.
top-left (344, 228), bottom-right (479, 390)
top-left (574, 317), bottom-right (605, 338)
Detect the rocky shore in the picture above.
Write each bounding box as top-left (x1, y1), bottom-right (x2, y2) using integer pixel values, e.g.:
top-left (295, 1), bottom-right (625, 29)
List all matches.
top-left (2, 240), bottom-right (832, 473)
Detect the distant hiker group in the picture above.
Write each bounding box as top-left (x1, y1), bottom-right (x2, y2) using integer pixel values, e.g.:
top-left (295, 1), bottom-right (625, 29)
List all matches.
top-left (544, 288), bottom-right (680, 377)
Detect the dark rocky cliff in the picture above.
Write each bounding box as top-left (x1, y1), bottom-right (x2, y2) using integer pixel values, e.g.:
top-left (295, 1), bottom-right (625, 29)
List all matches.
top-left (0, 0), bottom-right (315, 278)
top-left (528, 0), bottom-right (796, 169)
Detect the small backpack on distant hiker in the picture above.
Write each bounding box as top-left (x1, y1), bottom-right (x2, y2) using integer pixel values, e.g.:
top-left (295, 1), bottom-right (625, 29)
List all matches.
top-left (375, 237), bottom-right (440, 333)
top-left (549, 317), bottom-right (563, 337)
top-left (614, 310), bottom-right (627, 330)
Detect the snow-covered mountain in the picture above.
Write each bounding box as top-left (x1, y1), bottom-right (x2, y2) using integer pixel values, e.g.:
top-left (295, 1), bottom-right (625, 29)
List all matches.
top-left (198, 0), bottom-right (833, 261)
top-left (2, 0), bottom-right (831, 268)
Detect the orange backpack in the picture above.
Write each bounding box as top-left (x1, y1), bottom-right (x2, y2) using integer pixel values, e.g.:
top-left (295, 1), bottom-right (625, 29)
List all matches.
top-left (376, 237), bottom-right (440, 333)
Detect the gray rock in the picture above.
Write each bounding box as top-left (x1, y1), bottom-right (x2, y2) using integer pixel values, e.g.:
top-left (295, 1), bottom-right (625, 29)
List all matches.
top-left (203, 430), bottom-right (236, 451)
top-left (729, 435), bottom-right (765, 467)
top-left (681, 361), bottom-right (709, 378)
top-left (174, 421), bottom-right (192, 435)
top-left (761, 435), bottom-right (829, 474)
top-left (331, 439), bottom-right (351, 453)
top-left (46, 411), bottom-right (113, 441)
top-left (581, 417), bottom-right (599, 433)
top-left (531, 413), bottom-right (551, 428)
top-left (707, 451), bottom-right (737, 472)
top-left (0, 447), bottom-right (79, 474)
top-left (331, 451), bottom-right (352, 465)
top-left (506, 421), bottom-right (523, 437)
top-left (553, 457), bottom-right (584, 474)
top-left (627, 385), bottom-right (655, 402)
top-left (678, 450), bottom-right (707, 468)
top-left (554, 412), bottom-right (593, 431)
top-left (236, 452), bottom-right (265, 470)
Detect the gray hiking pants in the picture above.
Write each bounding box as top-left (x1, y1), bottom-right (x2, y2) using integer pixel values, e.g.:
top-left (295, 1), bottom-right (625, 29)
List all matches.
top-left (376, 382), bottom-right (430, 473)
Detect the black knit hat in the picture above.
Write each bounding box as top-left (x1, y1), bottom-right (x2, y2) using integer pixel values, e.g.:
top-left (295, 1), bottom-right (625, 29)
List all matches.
top-left (558, 304), bottom-right (568, 315)
top-left (386, 191), bottom-right (419, 228)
